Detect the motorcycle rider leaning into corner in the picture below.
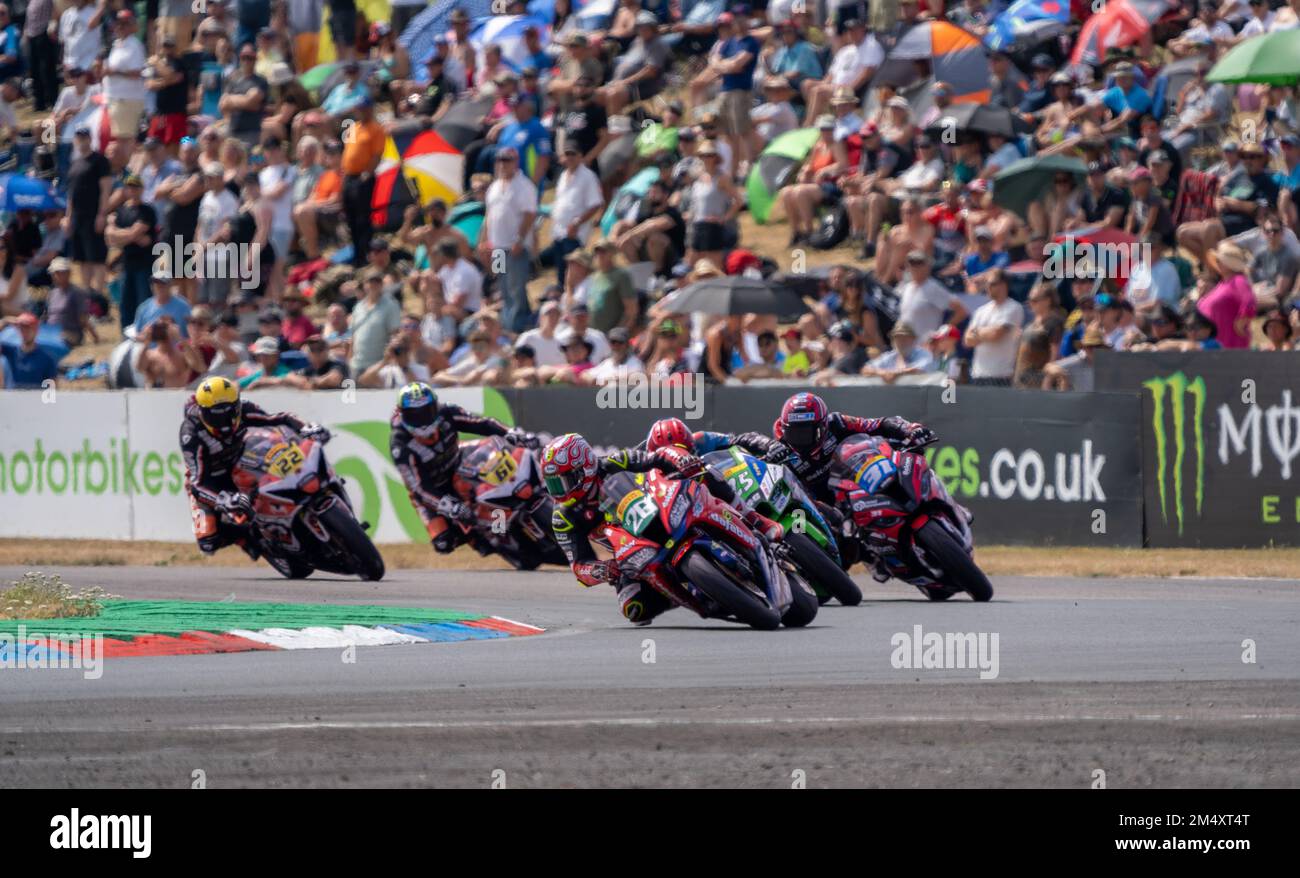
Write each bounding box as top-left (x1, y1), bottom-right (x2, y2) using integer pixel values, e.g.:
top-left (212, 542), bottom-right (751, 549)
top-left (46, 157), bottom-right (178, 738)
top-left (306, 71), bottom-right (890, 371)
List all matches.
top-left (541, 432), bottom-right (785, 626)
top-left (390, 382), bottom-right (538, 554)
top-left (181, 376), bottom-right (332, 556)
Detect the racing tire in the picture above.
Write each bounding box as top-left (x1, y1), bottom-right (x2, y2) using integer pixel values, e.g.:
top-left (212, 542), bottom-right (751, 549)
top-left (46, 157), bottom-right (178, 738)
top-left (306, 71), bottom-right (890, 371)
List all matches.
top-left (779, 571), bottom-right (819, 628)
top-left (785, 531), bottom-right (863, 606)
top-left (681, 549), bottom-right (781, 630)
top-left (921, 584), bottom-right (957, 601)
top-left (267, 553), bottom-right (314, 579)
top-left (914, 520), bottom-right (993, 602)
top-left (321, 503), bottom-right (386, 581)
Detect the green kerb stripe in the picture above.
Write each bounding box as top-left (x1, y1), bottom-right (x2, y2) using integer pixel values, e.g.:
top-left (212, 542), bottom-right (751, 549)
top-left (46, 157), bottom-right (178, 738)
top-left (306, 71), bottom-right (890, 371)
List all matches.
top-left (0, 600), bottom-right (478, 640)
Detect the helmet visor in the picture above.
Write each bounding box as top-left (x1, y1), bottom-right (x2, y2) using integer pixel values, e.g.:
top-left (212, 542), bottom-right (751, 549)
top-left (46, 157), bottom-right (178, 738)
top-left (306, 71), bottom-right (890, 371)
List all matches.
top-left (402, 404), bottom-right (437, 430)
top-left (544, 472), bottom-right (584, 498)
top-left (782, 420), bottom-right (822, 451)
top-left (202, 402), bottom-right (241, 438)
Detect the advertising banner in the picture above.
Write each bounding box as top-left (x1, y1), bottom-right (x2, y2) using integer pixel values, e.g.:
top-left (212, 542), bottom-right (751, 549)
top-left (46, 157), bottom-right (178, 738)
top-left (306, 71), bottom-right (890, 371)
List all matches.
top-left (1096, 351), bottom-right (1300, 547)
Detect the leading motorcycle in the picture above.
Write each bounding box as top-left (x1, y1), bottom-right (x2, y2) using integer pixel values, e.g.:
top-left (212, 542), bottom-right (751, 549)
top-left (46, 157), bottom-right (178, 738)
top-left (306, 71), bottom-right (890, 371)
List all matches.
top-left (229, 425), bottom-right (386, 581)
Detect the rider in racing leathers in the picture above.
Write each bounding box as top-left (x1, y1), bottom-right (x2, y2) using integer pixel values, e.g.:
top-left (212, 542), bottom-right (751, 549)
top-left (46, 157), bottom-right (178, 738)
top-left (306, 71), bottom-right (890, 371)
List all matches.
top-left (541, 433), bottom-right (784, 625)
top-left (180, 376), bottom-right (331, 555)
top-left (390, 382), bottom-right (538, 554)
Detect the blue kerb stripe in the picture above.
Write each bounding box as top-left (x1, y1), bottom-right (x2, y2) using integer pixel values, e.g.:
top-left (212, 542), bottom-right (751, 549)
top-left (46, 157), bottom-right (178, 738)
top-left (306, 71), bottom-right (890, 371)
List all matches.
top-left (0, 640), bottom-right (63, 663)
top-left (380, 621), bottom-right (509, 642)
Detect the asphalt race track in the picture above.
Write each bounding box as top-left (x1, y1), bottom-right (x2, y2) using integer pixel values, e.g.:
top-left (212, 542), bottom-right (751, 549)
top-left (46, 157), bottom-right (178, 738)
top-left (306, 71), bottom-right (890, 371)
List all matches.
top-left (2, 565), bottom-right (1298, 788)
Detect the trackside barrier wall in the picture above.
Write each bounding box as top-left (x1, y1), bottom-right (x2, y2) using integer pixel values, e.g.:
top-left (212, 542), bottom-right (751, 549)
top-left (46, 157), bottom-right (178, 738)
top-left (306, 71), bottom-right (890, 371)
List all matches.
top-left (1096, 351), bottom-right (1300, 547)
top-left (1, 384), bottom-right (1144, 546)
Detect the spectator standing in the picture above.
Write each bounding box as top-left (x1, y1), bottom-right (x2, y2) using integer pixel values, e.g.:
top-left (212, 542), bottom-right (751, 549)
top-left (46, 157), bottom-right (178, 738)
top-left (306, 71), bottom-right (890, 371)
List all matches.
top-left (1198, 242), bottom-right (1256, 349)
top-left (481, 146), bottom-right (538, 333)
top-left (547, 143), bottom-right (604, 285)
top-left (24, 0), bottom-right (58, 112)
top-left (104, 9), bottom-right (148, 142)
top-left (59, 0), bottom-right (105, 77)
top-left (64, 127), bottom-right (112, 304)
top-left (716, 8), bottom-right (761, 178)
top-left (587, 240), bottom-right (639, 335)
top-left (964, 268), bottom-right (1025, 385)
top-left (340, 96), bottom-right (385, 267)
top-left (348, 267), bottom-right (402, 377)
top-left (221, 43), bottom-right (269, 147)
top-left (108, 174), bottom-right (160, 330)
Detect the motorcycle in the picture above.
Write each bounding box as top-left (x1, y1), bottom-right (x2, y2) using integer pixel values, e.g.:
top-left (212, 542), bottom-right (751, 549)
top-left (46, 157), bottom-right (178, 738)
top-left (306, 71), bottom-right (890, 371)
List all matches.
top-left (831, 433), bottom-right (993, 602)
top-left (702, 446), bottom-right (862, 606)
top-left (230, 426), bottom-right (385, 581)
top-left (597, 469), bottom-right (819, 630)
top-left (450, 435), bottom-right (568, 570)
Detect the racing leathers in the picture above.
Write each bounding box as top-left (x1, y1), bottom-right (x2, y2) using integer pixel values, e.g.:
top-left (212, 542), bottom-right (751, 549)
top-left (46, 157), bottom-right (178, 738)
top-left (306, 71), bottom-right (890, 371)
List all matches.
top-left (180, 399), bottom-right (307, 554)
top-left (390, 404), bottom-right (525, 552)
top-left (552, 447), bottom-right (783, 625)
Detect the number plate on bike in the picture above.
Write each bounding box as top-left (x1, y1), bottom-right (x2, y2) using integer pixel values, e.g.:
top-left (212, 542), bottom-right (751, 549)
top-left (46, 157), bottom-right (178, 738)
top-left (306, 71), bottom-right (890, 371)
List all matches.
top-left (479, 451), bottom-right (517, 485)
top-left (616, 489), bottom-right (658, 535)
top-left (265, 443), bottom-right (306, 477)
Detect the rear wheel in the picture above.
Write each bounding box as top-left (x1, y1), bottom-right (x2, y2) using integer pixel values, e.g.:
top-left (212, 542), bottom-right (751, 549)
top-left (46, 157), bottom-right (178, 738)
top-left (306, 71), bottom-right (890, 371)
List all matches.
top-left (320, 502), bottom-right (386, 581)
top-left (780, 571), bottom-right (819, 628)
top-left (914, 520), bottom-right (992, 602)
top-left (681, 549), bottom-right (781, 630)
top-left (784, 531), bottom-right (863, 606)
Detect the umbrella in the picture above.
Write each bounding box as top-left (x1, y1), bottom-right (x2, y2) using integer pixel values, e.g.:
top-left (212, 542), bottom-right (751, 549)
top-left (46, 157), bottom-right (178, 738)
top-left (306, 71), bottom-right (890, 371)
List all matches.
top-left (1070, 0), bottom-right (1164, 66)
top-left (0, 323), bottom-right (70, 364)
top-left (600, 166), bottom-right (659, 235)
top-left (924, 103), bottom-right (1017, 140)
top-left (1207, 30), bottom-right (1300, 86)
top-left (297, 62), bottom-right (339, 94)
top-left (401, 0), bottom-right (495, 68)
top-left (746, 127), bottom-right (820, 225)
top-left (635, 122), bottom-right (679, 158)
top-left (0, 174), bottom-right (64, 212)
top-left (318, 0), bottom-right (393, 65)
top-left (434, 95), bottom-right (495, 151)
top-left (657, 276), bottom-right (809, 318)
top-left (985, 0), bottom-right (1070, 52)
top-left (992, 154), bottom-right (1087, 218)
top-left (868, 21), bottom-right (992, 105)
top-left (1052, 223), bottom-right (1139, 286)
top-left (1159, 54), bottom-right (1209, 107)
top-left (450, 201), bottom-right (484, 248)
top-left (371, 127), bottom-right (465, 230)
top-left (470, 14), bottom-right (550, 72)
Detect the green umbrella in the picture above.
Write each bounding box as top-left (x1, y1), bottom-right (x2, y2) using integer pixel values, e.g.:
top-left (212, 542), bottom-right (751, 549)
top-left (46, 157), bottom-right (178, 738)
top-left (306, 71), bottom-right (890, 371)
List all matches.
top-left (1207, 30), bottom-right (1300, 86)
top-left (635, 122), bottom-right (679, 158)
top-left (746, 127), bottom-right (821, 225)
top-left (298, 62), bottom-right (339, 94)
top-left (991, 154), bottom-right (1087, 219)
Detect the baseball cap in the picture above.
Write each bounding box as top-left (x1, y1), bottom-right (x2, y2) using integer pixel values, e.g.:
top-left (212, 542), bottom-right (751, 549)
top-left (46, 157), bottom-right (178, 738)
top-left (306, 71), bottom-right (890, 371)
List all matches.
top-left (15, 312), bottom-right (38, 328)
top-left (890, 322), bottom-right (917, 338)
top-left (1032, 53), bottom-right (1054, 69)
top-left (815, 114), bottom-right (835, 130)
top-left (607, 327), bottom-right (631, 344)
top-left (49, 257), bottom-right (72, 273)
top-left (828, 321), bottom-right (856, 342)
top-left (251, 336), bottom-right (280, 355)
top-left (635, 10), bottom-right (659, 26)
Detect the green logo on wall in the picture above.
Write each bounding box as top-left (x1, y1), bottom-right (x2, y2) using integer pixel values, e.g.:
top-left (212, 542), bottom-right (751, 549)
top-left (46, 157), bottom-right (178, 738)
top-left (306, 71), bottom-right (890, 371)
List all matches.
top-left (1142, 372), bottom-right (1206, 535)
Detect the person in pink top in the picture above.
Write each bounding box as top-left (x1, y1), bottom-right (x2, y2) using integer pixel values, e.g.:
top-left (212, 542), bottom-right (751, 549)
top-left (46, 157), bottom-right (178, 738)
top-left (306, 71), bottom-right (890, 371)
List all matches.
top-left (1196, 241), bottom-right (1257, 349)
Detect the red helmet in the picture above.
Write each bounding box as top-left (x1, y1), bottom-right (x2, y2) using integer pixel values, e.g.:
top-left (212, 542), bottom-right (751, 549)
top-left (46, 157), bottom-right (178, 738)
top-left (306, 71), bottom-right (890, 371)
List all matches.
top-left (646, 418), bottom-right (695, 454)
top-left (776, 392), bottom-right (830, 453)
top-left (540, 433), bottom-right (599, 506)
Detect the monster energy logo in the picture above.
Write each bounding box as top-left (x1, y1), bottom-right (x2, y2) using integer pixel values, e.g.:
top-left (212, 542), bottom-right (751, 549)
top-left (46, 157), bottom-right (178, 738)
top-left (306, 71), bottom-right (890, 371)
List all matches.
top-left (1142, 372), bottom-right (1206, 535)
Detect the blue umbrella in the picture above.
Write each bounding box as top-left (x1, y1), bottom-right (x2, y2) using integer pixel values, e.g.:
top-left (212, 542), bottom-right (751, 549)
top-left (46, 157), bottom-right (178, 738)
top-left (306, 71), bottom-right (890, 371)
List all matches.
top-left (399, 0), bottom-right (495, 69)
top-left (985, 0), bottom-right (1070, 52)
top-left (0, 323), bottom-right (72, 363)
top-left (0, 174), bottom-right (65, 212)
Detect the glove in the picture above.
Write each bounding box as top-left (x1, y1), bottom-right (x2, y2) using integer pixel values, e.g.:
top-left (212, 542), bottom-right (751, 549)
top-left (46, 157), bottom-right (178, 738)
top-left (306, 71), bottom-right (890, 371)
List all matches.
top-left (764, 444), bottom-right (792, 464)
top-left (574, 559), bottom-right (622, 588)
top-left (505, 427), bottom-right (539, 449)
top-left (436, 495), bottom-right (475, 523)
top-left (301, 423), bottom-right (332, 444)
top-left (905, 425), bottom-right (937, 448)
top-left (656, 446), bottom-right (704, 479)
top-left (216, 491), bottom-right (252, 522)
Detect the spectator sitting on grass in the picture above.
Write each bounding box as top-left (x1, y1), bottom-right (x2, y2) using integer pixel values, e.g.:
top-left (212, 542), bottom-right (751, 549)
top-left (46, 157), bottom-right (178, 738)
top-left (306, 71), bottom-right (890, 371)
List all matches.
top-left (516, 300), bottom-right (567, 367)
top-left (780, 326), bottom-right (810, 378)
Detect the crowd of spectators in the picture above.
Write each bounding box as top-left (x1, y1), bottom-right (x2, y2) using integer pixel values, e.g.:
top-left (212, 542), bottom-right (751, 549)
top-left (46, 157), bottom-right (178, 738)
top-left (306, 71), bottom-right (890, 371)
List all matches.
top-left (0, 0), bottom-right (1297, 393)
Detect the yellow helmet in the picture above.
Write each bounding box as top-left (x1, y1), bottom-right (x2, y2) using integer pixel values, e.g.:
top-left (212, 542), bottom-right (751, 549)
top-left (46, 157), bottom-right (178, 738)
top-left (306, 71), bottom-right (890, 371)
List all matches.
top-left (194, 377), bottom-right (243, 441)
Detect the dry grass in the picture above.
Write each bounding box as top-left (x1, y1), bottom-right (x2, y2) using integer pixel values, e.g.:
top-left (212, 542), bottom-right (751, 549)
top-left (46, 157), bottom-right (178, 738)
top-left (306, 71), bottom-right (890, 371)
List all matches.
top-left (0, 572), bottom-right (114, 620)
top-left (2, 539), bottom-right (1298, 580)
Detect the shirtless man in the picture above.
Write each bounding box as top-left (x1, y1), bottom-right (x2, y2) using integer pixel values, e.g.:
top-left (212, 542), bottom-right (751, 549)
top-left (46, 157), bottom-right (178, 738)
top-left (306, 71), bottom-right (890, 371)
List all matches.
top-left (875, 198), bottom-right (935, 285)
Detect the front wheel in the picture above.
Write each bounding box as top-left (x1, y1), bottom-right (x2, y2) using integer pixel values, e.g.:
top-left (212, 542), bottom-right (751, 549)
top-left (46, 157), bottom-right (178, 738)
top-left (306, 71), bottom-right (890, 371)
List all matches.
top-left (784, 532), bottom-right (863, 606)
top-left (780, 571), bottom-right (819, 628)
top-left (320, 502), bottom-right (386, 581)
top-left (914, 520), bottom-right (992, 602)
top-left (266, 553), bottom-right (314, 579)
top-left (681, 549), bottom-right (781, 630)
